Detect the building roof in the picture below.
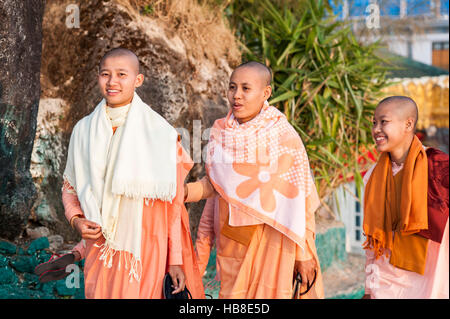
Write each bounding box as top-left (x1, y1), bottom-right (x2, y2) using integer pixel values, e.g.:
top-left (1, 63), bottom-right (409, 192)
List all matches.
top-left (377, 49), bottom-right (449, 78)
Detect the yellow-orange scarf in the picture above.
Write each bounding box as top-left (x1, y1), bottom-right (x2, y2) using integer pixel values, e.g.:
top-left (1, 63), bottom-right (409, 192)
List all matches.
top-left (363, 136), bottom-right (428, 272)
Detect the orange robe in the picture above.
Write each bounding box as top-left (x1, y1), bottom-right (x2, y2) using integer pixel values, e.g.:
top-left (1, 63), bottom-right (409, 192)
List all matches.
top-left (187, 181), bottom-right (324, 299)
top-left (63, 141), bottom-right (204, 299)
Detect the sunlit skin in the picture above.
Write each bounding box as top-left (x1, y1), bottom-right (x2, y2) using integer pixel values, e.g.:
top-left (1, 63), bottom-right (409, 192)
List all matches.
top-left (372, 101), bottom-right (416, 165)
top-left (98, 55), bottom-right (144, 108)
top-left (227, 66), bottom-right (272, 124)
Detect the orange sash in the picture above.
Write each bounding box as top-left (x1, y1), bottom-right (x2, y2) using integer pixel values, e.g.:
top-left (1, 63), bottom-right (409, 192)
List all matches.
top-left (219, 198), bottom-right (257, 246)
top-left (363, 136), bottom-right (429, 274)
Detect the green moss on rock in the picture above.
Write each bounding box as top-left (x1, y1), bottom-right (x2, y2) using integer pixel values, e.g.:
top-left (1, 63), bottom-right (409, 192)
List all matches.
top-left (0, 240), bottom-right (17, 255)
top-left (10, 255), bottom-right (38, 273)
top-left (27, 237), bottom-right (49, 254)
top-left (0, 265), bottom-right (18, 285)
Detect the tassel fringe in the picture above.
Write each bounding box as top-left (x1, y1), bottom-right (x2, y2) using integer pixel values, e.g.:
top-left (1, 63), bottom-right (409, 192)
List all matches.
top-left (112, 180), bottom-right (176, 203)
top-left (94, 236), bottom-right (142, 283)
top-left (362, 234), bottom-right (390, 259)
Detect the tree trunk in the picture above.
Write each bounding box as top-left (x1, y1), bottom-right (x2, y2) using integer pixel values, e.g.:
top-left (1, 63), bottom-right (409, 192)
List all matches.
top-left (0, 0), bottom-right (45, 240)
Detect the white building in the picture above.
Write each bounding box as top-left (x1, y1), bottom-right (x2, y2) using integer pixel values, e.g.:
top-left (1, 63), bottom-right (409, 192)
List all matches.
top-left (332, 0), bottom-right (449, 70)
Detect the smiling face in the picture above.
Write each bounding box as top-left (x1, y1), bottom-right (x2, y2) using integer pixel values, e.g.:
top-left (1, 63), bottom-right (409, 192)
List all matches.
top-left (98, 55), bottom-right (144, 108)
top-left (372, 101), bottom-right (415, 156)
top-left (227, 66), bottom-right (272, 124)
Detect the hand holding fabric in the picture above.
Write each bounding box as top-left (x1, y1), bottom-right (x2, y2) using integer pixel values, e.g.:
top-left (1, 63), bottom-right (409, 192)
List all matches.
top-left (73, 218), bottom-right (102, 240)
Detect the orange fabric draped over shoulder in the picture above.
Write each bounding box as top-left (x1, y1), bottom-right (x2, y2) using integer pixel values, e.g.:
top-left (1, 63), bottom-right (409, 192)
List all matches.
top-left (363, 135), bottom-right (429, 274)
top-left (71, 142), bottom-right (204, 299)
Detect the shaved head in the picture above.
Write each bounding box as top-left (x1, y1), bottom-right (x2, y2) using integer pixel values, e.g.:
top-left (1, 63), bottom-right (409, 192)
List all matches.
top-left (377, 96), bottom-right (419, 131)
top-left (227, 61), bottom-right (273, 123)
top-left (99, 48), bottom-right (140, 74)
top-left (234, 61), bottom-right (272, 86)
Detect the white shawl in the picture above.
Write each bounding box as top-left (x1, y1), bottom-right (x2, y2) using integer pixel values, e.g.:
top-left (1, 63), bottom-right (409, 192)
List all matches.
top-left (63, 92), bottom-right (178, 281)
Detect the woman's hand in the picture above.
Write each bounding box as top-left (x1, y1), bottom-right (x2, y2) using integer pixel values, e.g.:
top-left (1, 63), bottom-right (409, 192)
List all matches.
top-left (73, 217), bottom-right (102, 240)
top-left (168, 265), bottom-right (186, 294)
top-left (294, 258), bottom-right (317, 289)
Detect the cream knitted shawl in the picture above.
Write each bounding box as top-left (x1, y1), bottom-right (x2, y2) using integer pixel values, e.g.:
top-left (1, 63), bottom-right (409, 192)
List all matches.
top-left (63, 92), bottom-right (178, 281)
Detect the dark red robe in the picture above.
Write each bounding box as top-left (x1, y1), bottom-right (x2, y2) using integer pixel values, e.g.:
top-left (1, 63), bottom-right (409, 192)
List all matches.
top-left (417, 147), bottom-right (449, 243)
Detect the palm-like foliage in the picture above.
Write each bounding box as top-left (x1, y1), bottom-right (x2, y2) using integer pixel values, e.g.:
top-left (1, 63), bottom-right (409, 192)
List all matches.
top-left (224, 0), bottom-right (390, 201)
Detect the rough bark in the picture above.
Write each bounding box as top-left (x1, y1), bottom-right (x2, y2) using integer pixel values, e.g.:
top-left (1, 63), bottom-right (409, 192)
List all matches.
top-left (0, 0), bottom-right (45, 240)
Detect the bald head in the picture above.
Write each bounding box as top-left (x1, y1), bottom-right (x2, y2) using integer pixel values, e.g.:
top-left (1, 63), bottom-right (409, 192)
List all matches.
top-left (377, 96), bottom-right (419, 131)
top-left (99, 48), bottom-right (140, 74)
top-left (234, 61), bottom-right (272, 86)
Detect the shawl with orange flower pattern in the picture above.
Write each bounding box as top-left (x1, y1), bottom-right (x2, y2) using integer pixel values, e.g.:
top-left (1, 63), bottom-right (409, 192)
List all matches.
top-left (205, 104), bottom-right (320, 247)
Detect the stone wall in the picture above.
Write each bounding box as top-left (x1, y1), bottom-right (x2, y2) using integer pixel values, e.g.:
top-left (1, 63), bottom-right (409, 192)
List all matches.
top-left (0, 0), bottom-right (45, 240)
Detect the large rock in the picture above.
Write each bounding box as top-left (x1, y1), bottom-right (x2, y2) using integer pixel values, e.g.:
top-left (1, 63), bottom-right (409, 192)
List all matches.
top-left (0, 0), bottom-right (45, 240)
top-left (0, 237), bottom-right (85, 299)
top-left (31, 0), bottom-right (240, 239)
